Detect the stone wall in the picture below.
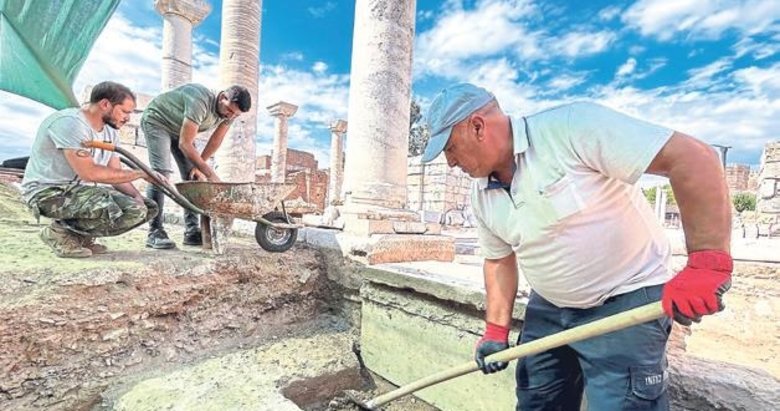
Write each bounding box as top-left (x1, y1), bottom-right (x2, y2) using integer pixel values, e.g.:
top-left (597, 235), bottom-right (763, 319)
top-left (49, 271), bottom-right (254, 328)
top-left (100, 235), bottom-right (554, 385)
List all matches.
top-left (407, 155), bottom-right (472, 215)
top-left (257, 149), bottom-right (319, 175)
top-left (757, 141), bottom-right (780, 217)
top-left (256, 169), bottom-right (329, 213)
top-left (725, 163), bottom-right (750, 192)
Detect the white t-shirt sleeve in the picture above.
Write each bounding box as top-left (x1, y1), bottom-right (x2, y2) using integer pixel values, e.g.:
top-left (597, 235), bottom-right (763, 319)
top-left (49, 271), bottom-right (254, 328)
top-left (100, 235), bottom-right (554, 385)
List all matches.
top-left (471, 190), bottom-right (514, 259)
top-left (48, 117), bottom-right (89, 150)
top-left (564, 102), bottom-right (674, 184)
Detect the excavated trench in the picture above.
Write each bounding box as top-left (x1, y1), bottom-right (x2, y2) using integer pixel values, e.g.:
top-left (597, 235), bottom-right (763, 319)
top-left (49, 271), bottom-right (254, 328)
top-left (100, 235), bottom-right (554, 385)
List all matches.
top-left (0, 181), bottom-right (440, 411)
top-left (3, 183), bottom-right (780, 411)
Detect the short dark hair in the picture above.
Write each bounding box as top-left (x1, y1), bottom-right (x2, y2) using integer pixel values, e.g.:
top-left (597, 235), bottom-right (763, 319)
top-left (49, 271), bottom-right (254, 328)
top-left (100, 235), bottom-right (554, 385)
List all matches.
top-left (90, 81), bottom-right (136, 105)
top-left (224, 85), bottom-right (251, 112)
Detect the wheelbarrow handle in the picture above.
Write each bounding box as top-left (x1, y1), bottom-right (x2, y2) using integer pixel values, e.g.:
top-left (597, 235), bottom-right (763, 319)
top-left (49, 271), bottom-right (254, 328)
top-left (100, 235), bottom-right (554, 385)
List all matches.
top-left (80, 140), bottom-right (206, 215)
top-left (82, 140), bottom-right (116, 152)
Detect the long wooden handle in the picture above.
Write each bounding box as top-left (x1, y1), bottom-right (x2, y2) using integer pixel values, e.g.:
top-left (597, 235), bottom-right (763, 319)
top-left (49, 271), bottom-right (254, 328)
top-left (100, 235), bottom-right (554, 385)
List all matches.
top-left (81, 140), bottom-right (116, 151)
top-left (365, 301), bottom-right (665, 409)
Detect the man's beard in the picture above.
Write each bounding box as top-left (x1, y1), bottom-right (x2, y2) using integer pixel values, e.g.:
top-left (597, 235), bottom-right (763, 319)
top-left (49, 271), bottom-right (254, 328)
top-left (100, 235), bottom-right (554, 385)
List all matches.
top-left (102, 113), bottom-right (119, 129)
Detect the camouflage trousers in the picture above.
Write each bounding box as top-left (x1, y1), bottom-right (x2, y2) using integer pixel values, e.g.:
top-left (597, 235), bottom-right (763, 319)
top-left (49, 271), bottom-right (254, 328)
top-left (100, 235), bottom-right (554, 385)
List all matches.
top-left (28, 185), bottom-right (159, 238)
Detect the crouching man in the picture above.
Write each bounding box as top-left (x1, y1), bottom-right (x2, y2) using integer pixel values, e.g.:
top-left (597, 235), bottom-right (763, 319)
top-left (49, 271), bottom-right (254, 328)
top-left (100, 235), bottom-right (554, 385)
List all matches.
top-left (21, 81), bottom-right (161, 258)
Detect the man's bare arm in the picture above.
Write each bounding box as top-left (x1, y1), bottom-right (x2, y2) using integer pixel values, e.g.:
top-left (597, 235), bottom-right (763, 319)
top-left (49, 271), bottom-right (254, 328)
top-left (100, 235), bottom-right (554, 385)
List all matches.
top-left (646, 132), bottom-right (731, 252)
top-left (107, 156), bottom-right (144, 201)
top-left (64, 149), bottom-right (145, 184)
top-left (179, 119), bottom-right (218, 180)
top-left (484, 252), bottom-right (519, 327)
top-left (200, 121), bottom-right (231, 163)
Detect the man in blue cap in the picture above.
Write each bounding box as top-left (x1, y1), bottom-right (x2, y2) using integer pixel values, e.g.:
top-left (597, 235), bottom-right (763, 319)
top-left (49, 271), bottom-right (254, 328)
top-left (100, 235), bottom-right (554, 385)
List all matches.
top-left (422, 83), bottom-right (732, 410)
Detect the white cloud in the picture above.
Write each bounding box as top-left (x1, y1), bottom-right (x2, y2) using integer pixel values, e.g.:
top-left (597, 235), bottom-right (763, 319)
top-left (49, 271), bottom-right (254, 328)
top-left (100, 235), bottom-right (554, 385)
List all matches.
top-left (547, 73), bottom-right (588, 91)
top-left (616, 58), bottom-right (638, 77)
top-left (307, 2), bottom-right (336, 18)
top-left (413, 0), bottom-right (542, 80)
top-left (415, 0), bottom-right (615, 81)
top-left (684, 58), bottom-right (733, 88)
top-left (623, 0), bottom-right (780, 41)
top-left (613, 57), bottom-right (667, 84)
top-left (598, 6), bottom-right (622, 21)
top-left (552, 30), bottom-right (616, 58)
top-left (734, 34), bottom-right (780, 60)
top-left (590, 62), bottom-right (780, 162)
top-left (312, 61), bottom-right (328, 74)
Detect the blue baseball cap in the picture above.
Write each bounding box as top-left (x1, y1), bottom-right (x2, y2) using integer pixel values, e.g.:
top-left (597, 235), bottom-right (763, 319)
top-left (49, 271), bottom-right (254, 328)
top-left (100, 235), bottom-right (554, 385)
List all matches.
top-left (421, 83), bottom-right (494, 163)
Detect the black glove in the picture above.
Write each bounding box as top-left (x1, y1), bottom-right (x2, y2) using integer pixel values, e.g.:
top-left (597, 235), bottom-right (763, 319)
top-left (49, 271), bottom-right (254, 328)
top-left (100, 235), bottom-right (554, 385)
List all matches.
top-left (474, 322), bottom-right (510, 374)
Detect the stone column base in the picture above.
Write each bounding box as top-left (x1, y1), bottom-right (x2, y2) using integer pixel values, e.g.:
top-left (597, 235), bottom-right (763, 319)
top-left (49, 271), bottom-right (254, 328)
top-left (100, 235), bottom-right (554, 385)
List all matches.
top-left (300, 228), bottom-right (455, 265)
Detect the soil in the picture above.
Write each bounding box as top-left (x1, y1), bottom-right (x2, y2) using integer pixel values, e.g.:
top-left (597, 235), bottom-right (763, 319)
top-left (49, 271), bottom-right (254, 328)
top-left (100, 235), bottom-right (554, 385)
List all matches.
top-left (1, 181), bottom-right (777, 411)
top-left (684, 260), bottom-right (780, 378)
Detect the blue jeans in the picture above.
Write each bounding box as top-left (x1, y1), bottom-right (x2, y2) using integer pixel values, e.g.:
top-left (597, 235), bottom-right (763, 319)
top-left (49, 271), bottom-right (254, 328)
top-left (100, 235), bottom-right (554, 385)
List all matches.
top-left (516, 285), bottom-right (671, 411)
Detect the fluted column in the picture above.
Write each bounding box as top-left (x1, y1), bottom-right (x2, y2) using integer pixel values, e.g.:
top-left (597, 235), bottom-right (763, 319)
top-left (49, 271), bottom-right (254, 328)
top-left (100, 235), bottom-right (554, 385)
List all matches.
top-left (328, 120), bottom-right (347, 204)
top-left (267, 101), bottom-right (298, 183)
top-left (154, 0), bottom-right (211, 91)
top-left (215, 0), bottom-right (261, 182)
top-left (342, 0), bottom-right (416, 210)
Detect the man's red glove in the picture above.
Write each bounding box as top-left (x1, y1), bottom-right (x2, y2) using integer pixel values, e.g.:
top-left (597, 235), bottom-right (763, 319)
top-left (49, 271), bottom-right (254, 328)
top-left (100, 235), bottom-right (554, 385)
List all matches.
top-left (474, 322), bottom-right (510, 374)
top-left (662, 250), bottom-right (732, 325)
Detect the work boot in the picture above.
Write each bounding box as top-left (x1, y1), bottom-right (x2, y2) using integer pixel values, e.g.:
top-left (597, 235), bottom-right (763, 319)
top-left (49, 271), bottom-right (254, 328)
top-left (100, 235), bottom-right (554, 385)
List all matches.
top-left (40, 222), bottom-right (92, 258)
top-left (146, 228), bottom-right (176, 249)
top-left (80, 236), bottom-right (108, 254)
top-left (182, 230), bottom-right (202, 246)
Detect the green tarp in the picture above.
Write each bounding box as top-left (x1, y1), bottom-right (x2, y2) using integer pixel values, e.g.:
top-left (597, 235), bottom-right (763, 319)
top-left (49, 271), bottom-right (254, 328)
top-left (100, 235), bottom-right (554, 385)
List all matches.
top-left (0, 0), bottom-right (120, 109)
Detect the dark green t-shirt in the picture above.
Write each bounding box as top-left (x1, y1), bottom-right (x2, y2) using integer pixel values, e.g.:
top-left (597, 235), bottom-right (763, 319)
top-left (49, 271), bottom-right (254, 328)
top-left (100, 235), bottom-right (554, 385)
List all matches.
top-left (141, 83), bottom-right (227, 137)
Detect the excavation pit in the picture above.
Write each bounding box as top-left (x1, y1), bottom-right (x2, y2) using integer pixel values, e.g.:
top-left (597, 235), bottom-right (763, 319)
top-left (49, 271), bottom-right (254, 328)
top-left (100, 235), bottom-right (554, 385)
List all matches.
top-left (1, 183), bottom-right (779, 410)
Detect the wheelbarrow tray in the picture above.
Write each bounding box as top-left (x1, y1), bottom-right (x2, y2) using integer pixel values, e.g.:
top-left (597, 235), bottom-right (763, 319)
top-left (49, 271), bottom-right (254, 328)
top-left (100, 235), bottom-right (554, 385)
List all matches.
top-left (175, 181), bottom-right (297, 221)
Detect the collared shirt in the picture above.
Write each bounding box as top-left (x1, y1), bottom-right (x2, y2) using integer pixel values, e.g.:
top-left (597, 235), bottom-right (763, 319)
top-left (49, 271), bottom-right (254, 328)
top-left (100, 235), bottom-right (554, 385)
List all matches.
top-left (471, 102), bottom-right (674, 308)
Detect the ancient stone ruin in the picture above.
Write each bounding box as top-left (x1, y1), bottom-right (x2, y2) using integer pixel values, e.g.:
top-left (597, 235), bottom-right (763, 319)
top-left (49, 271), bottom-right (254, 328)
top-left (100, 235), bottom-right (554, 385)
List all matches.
top-left (757, 141), bottom-right (780, 218)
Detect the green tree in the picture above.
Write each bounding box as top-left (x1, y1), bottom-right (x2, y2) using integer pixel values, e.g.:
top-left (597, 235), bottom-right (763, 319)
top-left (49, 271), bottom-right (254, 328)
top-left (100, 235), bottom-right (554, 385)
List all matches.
top-left (642, 184), bottom-right (676, 205)
top-left (408, 100), bottom-right (430, 157)
top-left (732, 192), bottom-right (756, 212)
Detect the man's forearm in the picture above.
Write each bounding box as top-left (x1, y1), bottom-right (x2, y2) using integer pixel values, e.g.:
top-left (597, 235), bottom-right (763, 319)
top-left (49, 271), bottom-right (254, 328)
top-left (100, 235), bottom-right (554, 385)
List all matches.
top-left (179, 142), bottom-right (215, 177)
top-left (484, 253), bottom-right (519, 327)
top-left (668, 147), bottom-right (731, 253)
top-left (201, 123), bottom-right (229, 162)
top-left (82, 167), bottom-right (144, 185)
top-left (113, 181), bottom-right (142, 199)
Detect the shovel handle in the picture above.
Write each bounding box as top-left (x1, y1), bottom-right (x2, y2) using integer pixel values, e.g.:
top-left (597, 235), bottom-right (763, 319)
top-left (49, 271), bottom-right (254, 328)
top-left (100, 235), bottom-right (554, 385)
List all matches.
top-left (82, 140), bottom-right (116, 152)
top-left (364, 301), bottom-right (666, 409)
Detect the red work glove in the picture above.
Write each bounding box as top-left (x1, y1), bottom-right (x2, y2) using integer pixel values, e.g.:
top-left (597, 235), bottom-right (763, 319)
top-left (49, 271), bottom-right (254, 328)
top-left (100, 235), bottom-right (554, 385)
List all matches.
top-left (474, 322), bottom-right (510, 374)
top-left (662, 250), bottom-right (733, 326)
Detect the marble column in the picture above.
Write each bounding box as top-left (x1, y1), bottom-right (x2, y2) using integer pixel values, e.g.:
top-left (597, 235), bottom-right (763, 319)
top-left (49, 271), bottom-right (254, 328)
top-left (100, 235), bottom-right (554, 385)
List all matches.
top-left (757, 142), bottom-right (780, 216)
top-left (328, 120), bottom-right (347, 204)
top-left (267, 101), bottom-right (298, 183)
top-left (154, 0), bottom-right (211, 91)
top-left (215, 0), bottom-right (261, 182)
top-left (342, 0), bottom-right (416, 211)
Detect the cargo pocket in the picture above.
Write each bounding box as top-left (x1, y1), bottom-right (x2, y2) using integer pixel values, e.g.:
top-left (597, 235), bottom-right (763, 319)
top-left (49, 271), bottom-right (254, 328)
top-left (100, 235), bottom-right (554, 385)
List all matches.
top-left (624, 363), bottom-right (668, 409)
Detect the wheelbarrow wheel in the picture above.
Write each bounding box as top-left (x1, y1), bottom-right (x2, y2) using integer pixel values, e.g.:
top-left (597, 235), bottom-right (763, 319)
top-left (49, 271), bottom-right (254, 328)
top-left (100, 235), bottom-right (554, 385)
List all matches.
top-left (255, 211), bottom-right (297, 253)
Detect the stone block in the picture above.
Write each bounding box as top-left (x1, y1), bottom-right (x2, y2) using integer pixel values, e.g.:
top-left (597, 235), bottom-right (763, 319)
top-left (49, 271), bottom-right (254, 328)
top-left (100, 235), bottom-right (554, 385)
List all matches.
top-left (343, 214), bottom-right (395, 235)
top-left (366, 234), bottom-right (454, 265)
top-left (361, 282), bottom-right (518, 410)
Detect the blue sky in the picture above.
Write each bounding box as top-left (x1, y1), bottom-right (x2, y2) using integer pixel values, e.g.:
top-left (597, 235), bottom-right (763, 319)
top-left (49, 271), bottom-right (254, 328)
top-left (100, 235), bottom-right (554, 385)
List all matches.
top-left (1, 0), bottom-right (779, 169)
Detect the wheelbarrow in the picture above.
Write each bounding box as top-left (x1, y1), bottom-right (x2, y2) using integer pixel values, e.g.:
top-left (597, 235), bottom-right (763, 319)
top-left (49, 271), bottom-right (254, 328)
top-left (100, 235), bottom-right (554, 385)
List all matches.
top-left (82, 141), bottom-right (302, 253)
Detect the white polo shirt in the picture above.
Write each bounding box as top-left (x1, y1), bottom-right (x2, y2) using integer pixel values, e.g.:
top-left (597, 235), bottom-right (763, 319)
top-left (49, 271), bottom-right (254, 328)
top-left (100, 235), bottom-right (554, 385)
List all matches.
top-left (471, 102), bottom-right (674, 308)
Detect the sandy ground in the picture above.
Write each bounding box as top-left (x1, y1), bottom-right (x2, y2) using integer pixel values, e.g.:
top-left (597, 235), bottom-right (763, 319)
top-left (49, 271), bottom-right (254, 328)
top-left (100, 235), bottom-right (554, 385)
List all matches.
top-left (1, 181), bottom-right (777, 410)
top-left (685, 260), bottom-right (780, 379)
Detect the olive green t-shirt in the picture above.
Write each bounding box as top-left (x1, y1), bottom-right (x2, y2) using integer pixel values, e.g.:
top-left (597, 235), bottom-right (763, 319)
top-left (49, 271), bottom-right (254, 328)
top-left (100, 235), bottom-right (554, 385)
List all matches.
top-left (141, 83), bottom-right (227, 137)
